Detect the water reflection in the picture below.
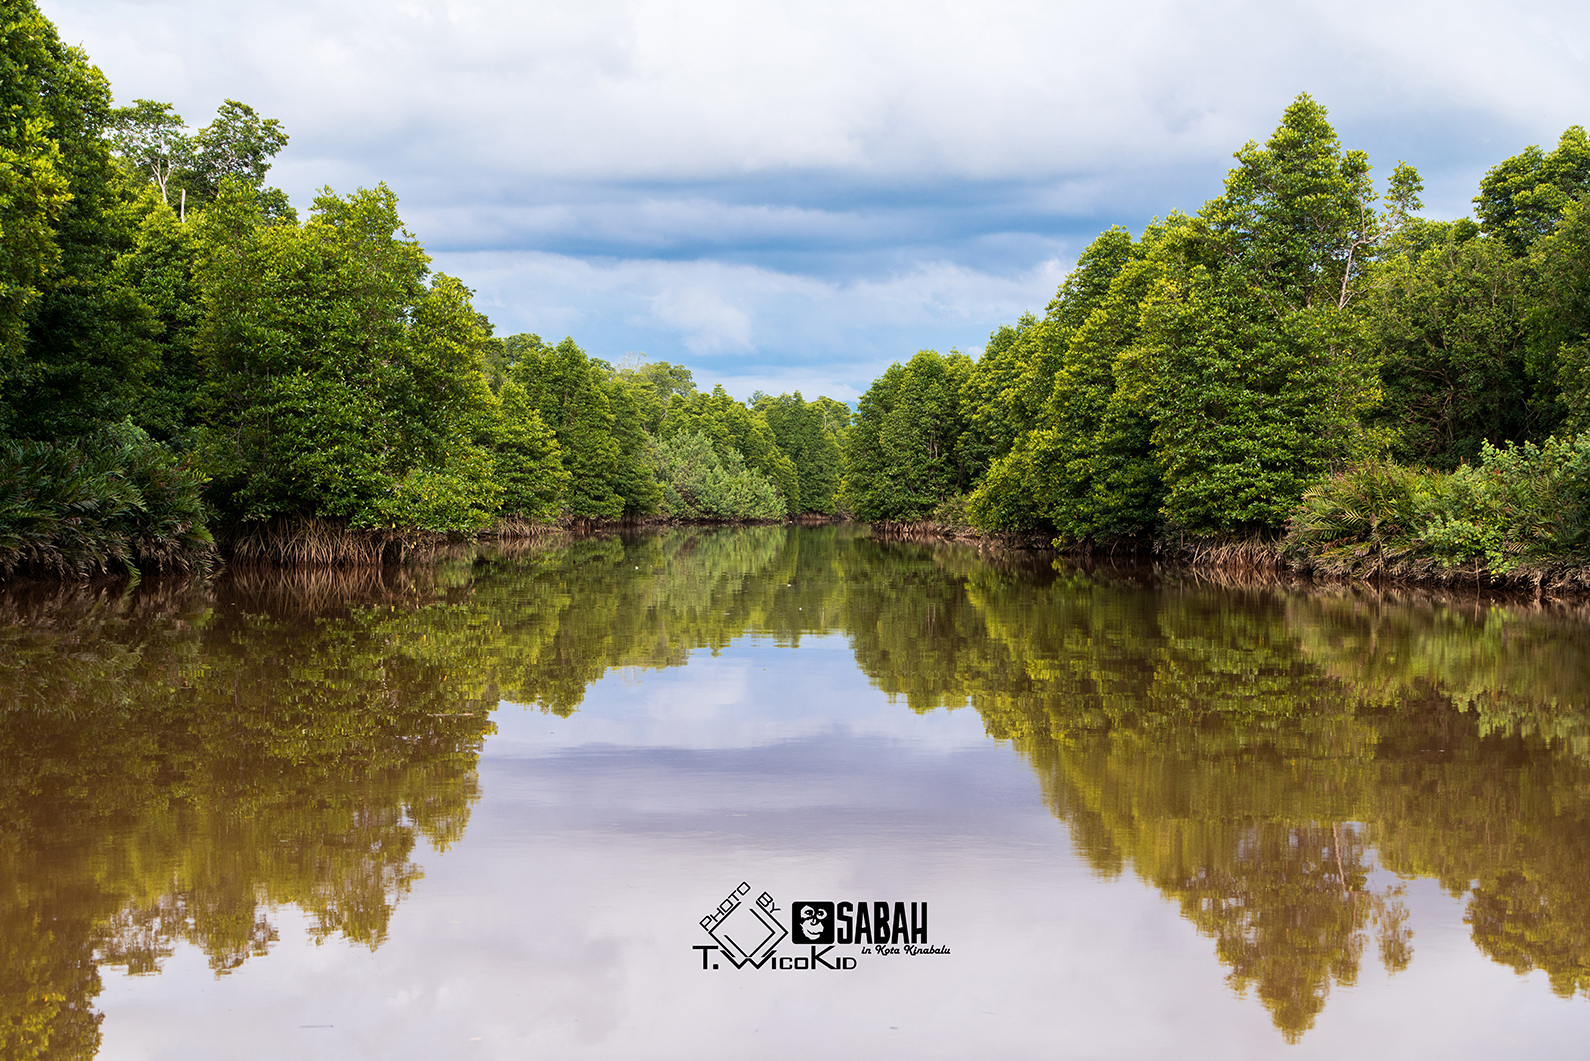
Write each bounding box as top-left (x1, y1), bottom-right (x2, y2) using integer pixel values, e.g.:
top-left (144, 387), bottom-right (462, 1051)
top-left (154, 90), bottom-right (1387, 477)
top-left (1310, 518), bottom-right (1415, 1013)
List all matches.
top-left (859, 555), bottom-right (1590, 1037)
top-left (1, 527), bottom-right (1588, 1056)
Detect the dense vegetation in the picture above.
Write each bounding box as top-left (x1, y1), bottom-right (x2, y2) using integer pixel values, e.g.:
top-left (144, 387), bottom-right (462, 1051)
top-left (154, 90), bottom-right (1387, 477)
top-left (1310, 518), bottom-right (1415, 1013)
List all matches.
top-left (839, 97), bottom-right (1590, 581)
top-left (7, 0), bottom-right (1586, 584)
top-left (0, 1), bottom-right (850, 578)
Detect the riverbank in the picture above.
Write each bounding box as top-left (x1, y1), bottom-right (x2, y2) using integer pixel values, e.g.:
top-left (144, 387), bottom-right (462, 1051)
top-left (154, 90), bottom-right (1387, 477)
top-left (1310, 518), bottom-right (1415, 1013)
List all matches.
top-left (867, 518), bottom-right (1590, 598)
top-left (0, 513), bottom-right (846, 582)
top-left (9, 506), bottom-right (1589, 600)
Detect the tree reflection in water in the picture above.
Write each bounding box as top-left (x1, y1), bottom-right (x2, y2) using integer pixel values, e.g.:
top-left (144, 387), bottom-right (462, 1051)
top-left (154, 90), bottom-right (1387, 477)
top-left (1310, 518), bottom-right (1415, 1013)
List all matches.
top-left (1, 527), bottom-right (1588, 1054)
top-left (848, 539), bottom-right (1590, 1038)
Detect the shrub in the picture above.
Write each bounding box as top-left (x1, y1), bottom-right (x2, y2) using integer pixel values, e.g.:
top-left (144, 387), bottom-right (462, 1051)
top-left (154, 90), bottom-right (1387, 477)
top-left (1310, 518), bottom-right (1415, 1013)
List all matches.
top-left (653, 431), bottom-right (785, 521)
top-left (1284, 435), bottom-right (1590, 576)
top-left (0, 422), bottom-right (215, 579)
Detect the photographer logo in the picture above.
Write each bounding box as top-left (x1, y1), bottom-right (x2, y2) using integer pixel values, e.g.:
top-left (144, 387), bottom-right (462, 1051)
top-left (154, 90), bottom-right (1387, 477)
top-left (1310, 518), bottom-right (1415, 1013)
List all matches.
top-left (693, 882), bottom-right (947, 971)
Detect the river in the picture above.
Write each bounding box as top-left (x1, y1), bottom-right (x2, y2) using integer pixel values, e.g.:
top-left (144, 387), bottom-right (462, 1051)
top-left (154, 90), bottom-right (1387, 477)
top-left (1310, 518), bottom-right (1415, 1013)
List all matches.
top-left (3, 525), bottom-right (1588, 1059)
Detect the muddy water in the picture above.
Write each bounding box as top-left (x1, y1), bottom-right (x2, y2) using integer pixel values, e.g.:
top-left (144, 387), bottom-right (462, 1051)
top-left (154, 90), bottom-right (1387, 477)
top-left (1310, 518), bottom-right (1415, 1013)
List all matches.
top-left (3, 526), bottom-right (1588, 1059)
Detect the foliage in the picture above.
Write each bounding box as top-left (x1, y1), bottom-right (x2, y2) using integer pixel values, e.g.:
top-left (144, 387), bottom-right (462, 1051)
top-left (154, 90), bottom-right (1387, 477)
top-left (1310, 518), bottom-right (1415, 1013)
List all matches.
top-left (967, 223), bottom-right (1163, 537)
top-left (490, 380), bottom-right (568, 523)
top-left (612, 355), bottom-right (696, 432)
top-left (102, 197), bottom-right (206, 442)
top-left (661, 385), bottom-right (799, 514)
top-left (1368, 223), bottom-right (1540, 466)
top-left (194, 183), bottom-right (501, 534)
top-left (957, 312), bottom-right (1054, 483)
top-left (110, 97), bottom-right (291, 220)
top-left (1474, 125), bottom-right (1590, 256)
top-left (1145, 95), bottom-right (1391, 534)
top-left (0, 420), bottom-right (214, 577)
top-left (1284, 436), bottom-right (1590, 575)
top-left (0, 0), bottom-right (77, 392)
top-left (961, 97), bottom-right (1404, 542)
top-left (603, 373), bottom-right (664, 516)
top-left (1532, 199), bottom-right (1590, 434)
top-left (756, 390), bottom-right (844, 515)
top-left (843, 349), bottom-right (975, 521)
top-left (503, 334), bottom-right (628, 519)
top-left (653, 430), bottom-right (786, 520)
top-left (0, 0), bottom-right (132, 441)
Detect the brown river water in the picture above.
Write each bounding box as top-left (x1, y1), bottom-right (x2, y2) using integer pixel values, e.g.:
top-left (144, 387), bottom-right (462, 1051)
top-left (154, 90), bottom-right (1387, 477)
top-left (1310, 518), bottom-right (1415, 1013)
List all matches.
top-left (3, 525), bottom-right (1588, 1059)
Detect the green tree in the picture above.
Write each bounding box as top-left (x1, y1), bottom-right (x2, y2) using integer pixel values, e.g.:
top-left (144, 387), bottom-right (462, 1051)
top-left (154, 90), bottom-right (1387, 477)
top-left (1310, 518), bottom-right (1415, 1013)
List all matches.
top-left (1532, 200), bottom-right (1590, 433)
top-left (661, 385), bottom-right (799, 514)
top-left (603, 373), bottom-right (664, 516)
top-left (968, 223), bottom-right (1160, 537)
top-left (103, 198), bottom-right (206, 442)
top-left (1144, 95), bottom-right (1396, 534)
top-left (1368, 223), bottom-right (1539, 466)
top-left (490, 379), bottom-right (568, 522)
top-left (812, 396), bottom-right (853, 446)
top-left (195, 182), bottom-right (500, 532)
top-left (1475, 125), bottom-right (1590, 257)
top-left (505, 335), bottom-right (626, 519)
top-left (961, 229), bottom-right (1145, 510)
top-left (958, 313), bottom-right (1048, 483)
top-left (0, 2), bottom-right (144, 441)
top-left (842, 350), bottom-right (974, 521)
top-left (653, 429), bottom-right (785, 520)
top-left (109, 98), bottom-right (189, 205)
top-left (758, 391), bottom-right (844, 515)
top-left (615, 355), bottom-right (697, 433)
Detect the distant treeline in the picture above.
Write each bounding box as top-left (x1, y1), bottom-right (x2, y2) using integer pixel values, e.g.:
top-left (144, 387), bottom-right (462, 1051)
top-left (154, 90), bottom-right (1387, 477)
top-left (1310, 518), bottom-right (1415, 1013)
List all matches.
top-left (0, 1), bottom-right (851, 577)
top-left (840, 96), bottom-right (1590, 582)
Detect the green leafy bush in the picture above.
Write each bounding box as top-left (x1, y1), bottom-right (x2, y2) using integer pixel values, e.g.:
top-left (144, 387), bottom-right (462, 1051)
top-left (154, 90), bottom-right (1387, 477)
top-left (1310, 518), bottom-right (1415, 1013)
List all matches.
top-left (0, 422), bottom-right (215, 578)
top-left (1285, 436), bottom-right (1590, 575)
top-left (653, 431), bottom-right (785, 521)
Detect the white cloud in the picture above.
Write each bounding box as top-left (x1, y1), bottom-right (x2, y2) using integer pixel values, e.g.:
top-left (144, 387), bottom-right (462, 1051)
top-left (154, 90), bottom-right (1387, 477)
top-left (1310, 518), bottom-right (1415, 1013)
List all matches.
top-left (52, 0), bottom-right (1590, 185)
top-left (430, 249), bottom-right (1066, 396)
top-left (40, 0), bottom-right (1590, 378)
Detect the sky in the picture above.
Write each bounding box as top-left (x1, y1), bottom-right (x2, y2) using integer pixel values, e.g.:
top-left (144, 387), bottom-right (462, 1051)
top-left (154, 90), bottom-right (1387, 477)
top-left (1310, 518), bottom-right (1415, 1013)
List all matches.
top-left (44, 0), bottom-right (1590, 402)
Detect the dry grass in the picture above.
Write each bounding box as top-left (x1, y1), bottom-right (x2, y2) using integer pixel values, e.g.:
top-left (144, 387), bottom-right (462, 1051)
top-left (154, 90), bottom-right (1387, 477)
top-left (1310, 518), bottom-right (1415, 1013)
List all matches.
top-left (1157, 535), bottom-right (1286, 572)
top-left (225, 518), bottom-right (463, 567)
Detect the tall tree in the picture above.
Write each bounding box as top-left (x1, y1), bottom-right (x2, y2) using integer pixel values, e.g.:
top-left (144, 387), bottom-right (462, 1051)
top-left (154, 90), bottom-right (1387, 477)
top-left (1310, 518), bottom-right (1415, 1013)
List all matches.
top-left (506, 335), bottom-right (626, 520)
top-left (603, 373), bottom-right (663, 516)
top-left (0, 1), bottom-right (134, 438)
top-left (1144, 95), bottom-right (1405, 534)
top-left (967, 224), bottom-right (1153, 536)
top-left (109, 99), bottom-right (188, 205)
top-left (661, 385), bottom-right (798, 514)
top-left (842, 350), bottom-right (974, 521)
top-left (491, 379), bottom-right (568, 522)
top-left (1474, 126), bottom-right (1590, 257)
top-left (1532, 198), bottom-right (1590, 433)
top-left (1368, 222), bottom-right (1540, 466)
top-left (195, 182), bottom-right (500, 531)
top-left (759, 391), bottom-right (843, 515)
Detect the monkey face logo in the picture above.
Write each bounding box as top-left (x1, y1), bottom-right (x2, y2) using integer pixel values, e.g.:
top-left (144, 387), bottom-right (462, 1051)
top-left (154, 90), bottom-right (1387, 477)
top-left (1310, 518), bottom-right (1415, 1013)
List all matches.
top-left (792, 901), bottom-right (835, 944)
